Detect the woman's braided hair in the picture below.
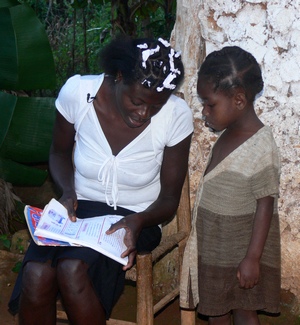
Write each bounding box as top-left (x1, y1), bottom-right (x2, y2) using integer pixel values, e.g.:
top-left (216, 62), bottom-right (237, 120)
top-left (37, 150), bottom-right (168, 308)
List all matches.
top-left (198, 46), bottom-right (263, 101)
top-left (99, 36), bottom-right (184, 92)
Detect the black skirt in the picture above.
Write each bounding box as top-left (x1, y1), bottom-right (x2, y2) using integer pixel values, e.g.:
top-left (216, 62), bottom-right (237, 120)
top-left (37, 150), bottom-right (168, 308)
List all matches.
top-left (8, 200), bottom-right (162, 318)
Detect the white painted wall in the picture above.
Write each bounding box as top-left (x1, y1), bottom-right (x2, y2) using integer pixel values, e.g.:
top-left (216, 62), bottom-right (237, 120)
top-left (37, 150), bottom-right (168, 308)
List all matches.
top-left (172, 0), bottom-right (300, 311)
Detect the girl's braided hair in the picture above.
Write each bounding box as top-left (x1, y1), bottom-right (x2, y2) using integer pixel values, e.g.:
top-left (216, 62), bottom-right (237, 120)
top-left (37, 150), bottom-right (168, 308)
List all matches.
top-left (198, 46), bottom-right (263, 101)
top-left (99, 36), bottom-right (184, 92)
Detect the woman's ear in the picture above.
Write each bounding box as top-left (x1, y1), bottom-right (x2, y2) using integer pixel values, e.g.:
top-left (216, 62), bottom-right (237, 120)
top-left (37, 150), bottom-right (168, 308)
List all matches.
top-left (235, 92), bottom-right (247, 110)
top-left (115, 72), bottom-right (123, 83)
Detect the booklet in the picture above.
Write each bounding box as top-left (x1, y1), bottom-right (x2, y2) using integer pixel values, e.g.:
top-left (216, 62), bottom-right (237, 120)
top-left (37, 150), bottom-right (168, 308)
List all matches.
top-left (25, 204), bottom-right (72, 247)
top-left (24, 198), bottom-right (128, 265)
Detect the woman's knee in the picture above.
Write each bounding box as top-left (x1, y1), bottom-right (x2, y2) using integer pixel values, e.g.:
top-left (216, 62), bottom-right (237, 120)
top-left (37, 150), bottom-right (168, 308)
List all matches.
top-left (57, 259), bottom-right (89, 293)
top-left (21, 261), bottom-right (57, 302)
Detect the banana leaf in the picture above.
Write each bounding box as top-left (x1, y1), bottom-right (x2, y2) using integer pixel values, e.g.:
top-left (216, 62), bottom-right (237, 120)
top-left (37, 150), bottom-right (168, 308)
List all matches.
top-left (0, 92), bottom-right (56, 164)
top-left (0, 2), bottom-right (57, 186)
top-left (0, 92), bottom-right (16, 148)
top-left (0, 157), bottom-right (48, 186)
top-left (0, 0), bottom-right (19, 8)
top-left (0, 3), bottom-right (56, 90)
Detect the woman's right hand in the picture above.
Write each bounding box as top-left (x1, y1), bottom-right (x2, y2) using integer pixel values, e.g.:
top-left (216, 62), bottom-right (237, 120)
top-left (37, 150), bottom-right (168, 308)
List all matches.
top-left (106, 213), bottom-right (144, 270)
top-left (59, 192), bottom-right (78, 222)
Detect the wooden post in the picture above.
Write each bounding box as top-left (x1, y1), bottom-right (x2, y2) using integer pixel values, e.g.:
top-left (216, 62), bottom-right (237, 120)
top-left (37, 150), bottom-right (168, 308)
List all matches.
top-left (136, 252), bottom-right (153, 325)
top-left (181, 309), bottom-right (196, 325)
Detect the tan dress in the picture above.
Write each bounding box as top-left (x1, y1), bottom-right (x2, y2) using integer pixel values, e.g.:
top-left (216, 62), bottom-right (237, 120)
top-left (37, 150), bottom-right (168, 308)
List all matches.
top-left (180, 126), bottom-right (281, 316)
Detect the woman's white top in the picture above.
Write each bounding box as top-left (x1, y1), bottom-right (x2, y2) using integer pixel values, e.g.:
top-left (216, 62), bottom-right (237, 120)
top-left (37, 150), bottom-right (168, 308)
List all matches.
top-left (55, 74), bottom-right (194, 212)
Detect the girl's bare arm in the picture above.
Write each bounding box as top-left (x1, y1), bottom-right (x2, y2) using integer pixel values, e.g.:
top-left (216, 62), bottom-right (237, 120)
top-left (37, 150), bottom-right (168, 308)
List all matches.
top-left (237, 196), bottom-right (274, 289)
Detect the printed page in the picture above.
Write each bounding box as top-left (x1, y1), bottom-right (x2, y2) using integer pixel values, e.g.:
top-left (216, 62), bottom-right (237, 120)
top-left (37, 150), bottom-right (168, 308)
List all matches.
top-left (34, 198), bottom-right (128, 265)
top-left (74, 216), bottom-right (128, 265)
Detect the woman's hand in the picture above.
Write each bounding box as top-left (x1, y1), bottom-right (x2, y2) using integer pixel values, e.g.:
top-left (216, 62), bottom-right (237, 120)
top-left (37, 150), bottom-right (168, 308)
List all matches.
top-left (58, 192), bottom-right (78, 222)
top-left (106, 213), bottom-right (143, 271)
top-left (236, 256), bottom-right (260, 289)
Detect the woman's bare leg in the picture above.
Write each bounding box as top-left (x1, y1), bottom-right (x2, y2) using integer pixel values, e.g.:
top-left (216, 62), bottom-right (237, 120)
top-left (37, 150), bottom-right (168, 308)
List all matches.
top-left (57, 258), bottom-right (106, 325)
top-left (232, 309), bottom-right (260, 325)
top-left (19, 260), bottom-right (58, 325)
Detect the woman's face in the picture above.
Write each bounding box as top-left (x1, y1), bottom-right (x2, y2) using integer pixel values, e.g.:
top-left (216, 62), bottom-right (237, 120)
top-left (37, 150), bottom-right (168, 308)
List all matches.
top-left (115, 81), bottom-right (171, 128)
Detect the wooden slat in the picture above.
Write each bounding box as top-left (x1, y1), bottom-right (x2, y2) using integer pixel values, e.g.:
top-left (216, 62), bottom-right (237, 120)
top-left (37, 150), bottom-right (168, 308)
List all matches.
top-left (107, 320), bottom-right (136, 325)
top-left (151, 231), bottom-right (187, 262)
top-left (153, 288), bottom-right (179, 314)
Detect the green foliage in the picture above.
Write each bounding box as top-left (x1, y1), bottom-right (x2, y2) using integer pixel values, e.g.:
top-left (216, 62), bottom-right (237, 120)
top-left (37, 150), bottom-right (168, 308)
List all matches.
top-left (23, 0), bottom-right (112, 92)
top-left (0, 234), bottom-right (11, 249)
top-left (130, 0), bottom-right (177, 38)
top-left (12, 237), bottom-right (25, 254)
top-left (0, 3), bottom-right (56, 90)
top-left (0, 1), bottom-right (56, 186)
top-left (0, 94), bottom-right (56, 164)
top-left (12, 261), bottom-right (22, 273)
top-left (21, 0), bottom-right (176, 93)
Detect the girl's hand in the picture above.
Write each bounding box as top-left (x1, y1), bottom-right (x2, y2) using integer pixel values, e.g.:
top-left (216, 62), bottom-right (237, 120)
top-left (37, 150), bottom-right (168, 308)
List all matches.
top-left (59, 192), bottom-right (78, 222)
top-left (236, 256), bottom-right (260, 289)
top-left (237, 196), bottom-right (274, 289)
top-left (106, 213), bottom-right (143, 271)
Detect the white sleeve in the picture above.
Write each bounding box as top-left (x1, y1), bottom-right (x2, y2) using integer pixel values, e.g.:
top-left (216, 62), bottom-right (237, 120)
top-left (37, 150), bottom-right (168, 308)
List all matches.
top-left (166, 96), bottom-right (194, 147)
top-left (55, 74), bottom-right (82, 123)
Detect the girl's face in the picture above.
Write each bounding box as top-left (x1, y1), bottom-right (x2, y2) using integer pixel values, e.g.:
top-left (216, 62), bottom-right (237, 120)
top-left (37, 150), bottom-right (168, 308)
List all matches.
top-left (197, 75), bottom-right (240, 132)
top-left (115, 81), bottom-right (171, 128)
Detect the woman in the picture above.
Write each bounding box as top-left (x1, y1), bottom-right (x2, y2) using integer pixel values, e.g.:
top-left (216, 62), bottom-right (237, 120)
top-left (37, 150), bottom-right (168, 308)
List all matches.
top-left (9, 36), bottom-right (194, 325)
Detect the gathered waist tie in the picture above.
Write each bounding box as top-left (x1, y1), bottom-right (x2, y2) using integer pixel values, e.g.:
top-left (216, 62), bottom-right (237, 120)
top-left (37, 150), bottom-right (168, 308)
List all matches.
top-left (98, 156), bottom-right (119, 210)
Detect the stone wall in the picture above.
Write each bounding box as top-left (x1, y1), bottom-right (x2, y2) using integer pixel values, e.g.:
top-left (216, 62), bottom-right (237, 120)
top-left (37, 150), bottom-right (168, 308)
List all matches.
top-left (172, 0), bottom-right (300, 311)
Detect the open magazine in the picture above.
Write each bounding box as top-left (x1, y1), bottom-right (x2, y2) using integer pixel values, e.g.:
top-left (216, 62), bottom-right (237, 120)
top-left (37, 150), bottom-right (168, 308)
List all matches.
top-left (24, 198), bottom-right (128, 265)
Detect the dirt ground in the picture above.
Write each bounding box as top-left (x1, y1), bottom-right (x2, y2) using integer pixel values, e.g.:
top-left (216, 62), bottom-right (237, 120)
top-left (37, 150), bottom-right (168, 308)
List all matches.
top-left (1, 179), bottom-right (300, 324)
top-left (1, 275), bottom-right (300, 324)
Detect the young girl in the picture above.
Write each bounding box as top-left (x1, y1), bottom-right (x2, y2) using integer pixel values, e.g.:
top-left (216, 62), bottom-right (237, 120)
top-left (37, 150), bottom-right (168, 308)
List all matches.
top-left (180, 46), bottom-right (281, 324)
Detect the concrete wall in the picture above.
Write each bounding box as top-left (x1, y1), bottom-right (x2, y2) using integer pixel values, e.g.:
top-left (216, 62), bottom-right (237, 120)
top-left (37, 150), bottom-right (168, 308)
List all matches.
top-left (172, 0), bottom-right (300, 311)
